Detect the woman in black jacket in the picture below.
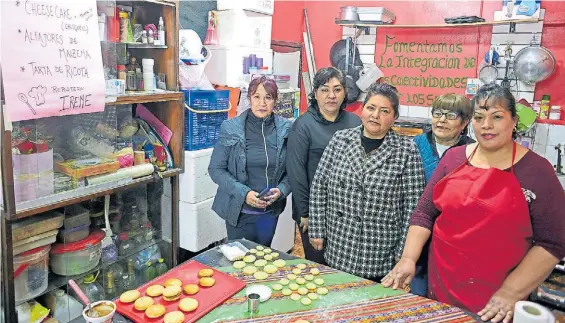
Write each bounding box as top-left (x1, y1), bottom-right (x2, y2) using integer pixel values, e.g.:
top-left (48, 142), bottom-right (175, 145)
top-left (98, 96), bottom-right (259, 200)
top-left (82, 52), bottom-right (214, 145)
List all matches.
top-left (286, 67), bottom-right (361, 263)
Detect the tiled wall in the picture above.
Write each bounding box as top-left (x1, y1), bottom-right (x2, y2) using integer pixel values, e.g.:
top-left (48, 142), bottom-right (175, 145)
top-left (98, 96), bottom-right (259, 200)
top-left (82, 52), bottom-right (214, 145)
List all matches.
top-left (533, 123), bottom-right (565, 170)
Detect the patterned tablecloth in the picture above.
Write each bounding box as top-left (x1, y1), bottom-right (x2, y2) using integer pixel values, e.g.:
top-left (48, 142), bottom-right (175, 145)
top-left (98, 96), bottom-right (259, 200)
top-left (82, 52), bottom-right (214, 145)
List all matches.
top-left (198, 257), bottom-right (476, 323)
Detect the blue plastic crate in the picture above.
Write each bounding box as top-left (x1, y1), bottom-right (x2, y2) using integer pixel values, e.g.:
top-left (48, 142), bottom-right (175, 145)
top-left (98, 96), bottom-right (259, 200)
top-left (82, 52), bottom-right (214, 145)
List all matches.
top-left (183, 90), bottom-right (230, 151)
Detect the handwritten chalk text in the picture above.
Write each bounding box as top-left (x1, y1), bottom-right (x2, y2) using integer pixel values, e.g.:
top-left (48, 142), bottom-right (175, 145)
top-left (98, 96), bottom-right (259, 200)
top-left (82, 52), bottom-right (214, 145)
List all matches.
top-left (59, 94), bottom-right (92, 111)
top-left (24, 1), bottom-right (71, 20)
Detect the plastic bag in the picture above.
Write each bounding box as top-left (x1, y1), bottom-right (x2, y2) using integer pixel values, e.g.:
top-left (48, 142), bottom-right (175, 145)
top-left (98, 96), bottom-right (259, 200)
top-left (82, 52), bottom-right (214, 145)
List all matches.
top-left (219, 241), bottom-right (250, 261)
top-left (178, 48), bottom-right (214, 90)
top-left (134, 244), bottom-right (162, 271)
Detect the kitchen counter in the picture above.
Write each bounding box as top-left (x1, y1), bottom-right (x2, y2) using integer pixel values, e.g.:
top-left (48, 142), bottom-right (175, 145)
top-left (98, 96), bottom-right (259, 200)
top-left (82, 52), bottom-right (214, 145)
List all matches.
top-left (74, 240), bottom-right (481, 322)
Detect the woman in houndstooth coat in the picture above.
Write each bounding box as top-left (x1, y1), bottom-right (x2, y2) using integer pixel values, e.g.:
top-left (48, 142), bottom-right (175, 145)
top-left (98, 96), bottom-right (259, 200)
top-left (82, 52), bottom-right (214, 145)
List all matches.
top-left (308, 83), bottom-right (426, 281)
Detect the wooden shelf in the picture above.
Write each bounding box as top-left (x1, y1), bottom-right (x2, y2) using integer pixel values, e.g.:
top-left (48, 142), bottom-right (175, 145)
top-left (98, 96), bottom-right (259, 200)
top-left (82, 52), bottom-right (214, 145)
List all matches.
top-left (13, 168), bottom-right (182, 220)
top-left (127, 43), bottom-right (168, 49)
top-left (336, 18), bottom-right (542, 28)
top-left (105, 91), bottom-right (184, 106)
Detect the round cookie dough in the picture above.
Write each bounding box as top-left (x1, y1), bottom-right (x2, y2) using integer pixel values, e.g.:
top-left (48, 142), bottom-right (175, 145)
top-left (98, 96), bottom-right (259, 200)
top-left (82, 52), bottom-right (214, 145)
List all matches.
top-left (256, 246), bottom-right (264, 251)
top-left (233, 261), bottom-right (246, 269)
top-left (264, 264), bottom-right (278, 274)
top-left (298, 287), bottom-right (308, 295)
top-left (289, 283), bottom-right (299, 291)
top-left (292, 268), bottom-right (302, 275)
top-left (254, 259), bottom-right (267, 267)
top-left (271, 283), bottom-right (283, 291)
top-left (264, 248), bottom-right (272, 254)
top-left (264, 254), bottom-right (273, 261)
top-left (286, 274), bottom-right (297, 281)
top-left (271, 252), bottom-right (279, 259)
top-left (314, 278), bottom-right (324, 285)
top-left (243, 255), bottom-right (256, 263)
top-left (296, 277), bottom-right (306, 285)
top-left (296, 264), bottom-right (307, 270)
top-left (249, 248), bottom-right (257, 254)
top-left (273, 259), bottom-right (286, 268)
top-left (256, 251), bottom-right (265, 257)
top-left (308, 293), bottom-right (319, 300)
top-left (301, 297), bottom-right (312, 306)
top-left (310, 268), bottom-right (320, 276)
top-left (243, 266), bottom-right (258, 275)
top-left (306, 283), bottom-right (317, 291)
top-left (279, 278), bottom-right (290, 285)
top-left (199, 277), bottom-right (216, 287)
top-left (304, 274), bottom-right (314, 281)
top-left (290, 293), bottom-right (301, 301)
top-left (253, 271), bottom-right (268, 280)
top-left (316, 287), bottom-right (329, 295)
top-left (282, 288), bottom-right (292, 296)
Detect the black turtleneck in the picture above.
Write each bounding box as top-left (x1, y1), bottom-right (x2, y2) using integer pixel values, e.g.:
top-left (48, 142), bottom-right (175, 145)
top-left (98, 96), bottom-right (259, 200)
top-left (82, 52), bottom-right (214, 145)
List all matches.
top-left (244, 112), bottom-right (277, 211)
top-left (361, 129), bottom-right (385, 153)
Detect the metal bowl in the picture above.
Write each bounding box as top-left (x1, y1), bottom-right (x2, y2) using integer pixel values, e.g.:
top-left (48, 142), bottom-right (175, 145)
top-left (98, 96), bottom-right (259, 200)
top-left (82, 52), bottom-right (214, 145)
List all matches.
top-left (513, 45), bottom-right (555, 85)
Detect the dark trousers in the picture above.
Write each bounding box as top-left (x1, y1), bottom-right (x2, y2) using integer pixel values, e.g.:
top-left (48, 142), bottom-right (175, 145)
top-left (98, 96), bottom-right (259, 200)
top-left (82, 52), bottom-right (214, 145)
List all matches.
top-left (299, 224), bottom-right (327, 265)
top-left (226, 213), bottom-right (278, 247)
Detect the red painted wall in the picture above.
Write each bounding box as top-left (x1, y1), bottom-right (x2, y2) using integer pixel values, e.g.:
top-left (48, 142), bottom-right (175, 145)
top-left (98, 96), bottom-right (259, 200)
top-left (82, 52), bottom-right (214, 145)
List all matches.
top-left (272, 1), bottom-right (565, 110)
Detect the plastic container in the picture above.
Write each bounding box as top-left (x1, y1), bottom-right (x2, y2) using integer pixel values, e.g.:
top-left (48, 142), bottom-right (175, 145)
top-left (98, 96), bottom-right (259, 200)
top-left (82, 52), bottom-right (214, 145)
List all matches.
top-left (14, 246), bottom-right (51, 303)
top-left (142, 58), bottom-right (154, 74)
top-left (62, 204), bottom-right (90, 229)
top-left (183, 89), bottom-right (229, 151)
top-left (356, 7), bottom-right (396, 23)
top-left (57, 223), bottom-right (90, 243)
top-left (50, 230), bottom-right (104, 276)
top-left (47, 289), bottom-right (83, 323)
top-left (143, 72), bottom-right (154, 91)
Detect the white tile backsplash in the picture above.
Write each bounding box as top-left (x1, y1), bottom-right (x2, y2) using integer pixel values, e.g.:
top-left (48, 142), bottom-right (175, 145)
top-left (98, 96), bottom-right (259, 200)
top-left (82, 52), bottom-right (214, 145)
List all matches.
top-left (408, 106), bottom-right (431, 119)
top-left (534, 123), bottom-right (550, 147)
top-left (399, 105), bottom-right (410, 117)
top-left (532, 143), bottom-right (547, 156)
top-left (547, 125), bottom-right (565, 147)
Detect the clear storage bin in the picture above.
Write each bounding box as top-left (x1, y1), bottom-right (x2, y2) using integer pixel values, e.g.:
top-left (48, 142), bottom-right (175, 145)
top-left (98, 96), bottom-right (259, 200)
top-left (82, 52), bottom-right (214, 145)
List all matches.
top-left (50, 230), bottom-right (104, 276)
top-left (14, 245), bottom-right (51, 303)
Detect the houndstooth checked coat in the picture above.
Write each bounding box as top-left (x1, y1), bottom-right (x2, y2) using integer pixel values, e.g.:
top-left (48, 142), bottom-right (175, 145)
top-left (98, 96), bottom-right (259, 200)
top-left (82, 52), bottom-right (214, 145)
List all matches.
top-left (309, 126), bottom-right (426, 278)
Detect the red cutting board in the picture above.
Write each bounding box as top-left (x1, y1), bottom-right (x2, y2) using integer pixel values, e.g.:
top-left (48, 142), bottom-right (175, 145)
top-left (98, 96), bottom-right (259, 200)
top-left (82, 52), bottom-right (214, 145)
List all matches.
top-left (115, 260), bottom-right (245, 323)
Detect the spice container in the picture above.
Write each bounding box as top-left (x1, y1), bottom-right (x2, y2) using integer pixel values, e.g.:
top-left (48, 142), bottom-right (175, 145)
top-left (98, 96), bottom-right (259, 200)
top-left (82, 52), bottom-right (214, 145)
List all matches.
top-left (50, 230), bottom-right (104, 276)
top-left (549, 106), bottom-right (562, 120)
top-left (539, 95), bottom-right (551, 119)
top-left (14, 246), bottom-right (51, 303)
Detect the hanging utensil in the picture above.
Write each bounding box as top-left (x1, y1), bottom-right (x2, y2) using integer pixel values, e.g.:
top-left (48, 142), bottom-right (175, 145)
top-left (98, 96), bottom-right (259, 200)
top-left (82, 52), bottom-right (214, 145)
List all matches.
top-left (501, 44), bottom-right (513, 90)
top-left (479, 47), bottom-right (498, 84)
top-left (513, 33), bottom-right (555, 85)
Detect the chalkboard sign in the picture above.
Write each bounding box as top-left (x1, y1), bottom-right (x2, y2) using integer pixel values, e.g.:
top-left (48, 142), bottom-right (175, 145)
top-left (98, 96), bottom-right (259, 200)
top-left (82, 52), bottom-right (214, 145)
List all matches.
top-left (1, 0), bottom-right (105, 121)
top-left (376, 29), bottom-right (478, 106)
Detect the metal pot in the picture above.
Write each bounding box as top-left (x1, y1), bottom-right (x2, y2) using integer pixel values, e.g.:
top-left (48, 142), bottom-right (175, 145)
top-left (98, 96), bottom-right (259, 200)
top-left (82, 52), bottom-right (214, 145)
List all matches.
top-left (340, 6), bottom-right (359, 21)
top-left (330, 39), bottom-right (362, 68)
top-left (513, 42), bottom-right (555, 85)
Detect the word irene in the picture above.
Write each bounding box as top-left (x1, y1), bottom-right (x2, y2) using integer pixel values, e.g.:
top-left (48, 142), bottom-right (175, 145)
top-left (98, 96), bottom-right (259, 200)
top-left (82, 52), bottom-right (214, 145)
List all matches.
top-left (24, 1), bottom-right (72, 20)
top-left (59, 94), bottom-right (92, 111)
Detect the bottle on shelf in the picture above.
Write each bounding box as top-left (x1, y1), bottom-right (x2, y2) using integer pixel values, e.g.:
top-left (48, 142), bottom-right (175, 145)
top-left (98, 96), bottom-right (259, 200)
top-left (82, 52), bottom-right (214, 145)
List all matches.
top-left (127, 258), bottom-right (137, 286)
top-left (118, 232), bottom-right (131, 256)
top-left (158, 17), bottom-right (165, 46)
top-left (143, 261), bottom-right (157, 283)
top-left (142, 221), bottom-right (154, 243)
top-left (79, 274), bottom-right (105, 303)
top-left (155, 258), bottom-right (168, 276)
top-left (539, 95), bottom-right (551, 120)
top-left (105, 271), bottom-right (117, 299)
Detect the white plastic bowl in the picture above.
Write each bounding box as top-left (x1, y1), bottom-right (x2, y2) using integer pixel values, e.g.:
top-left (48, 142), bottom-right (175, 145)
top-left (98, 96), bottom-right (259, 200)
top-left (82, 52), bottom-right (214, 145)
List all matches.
top-left (82, 301), bottom-right (116, 323)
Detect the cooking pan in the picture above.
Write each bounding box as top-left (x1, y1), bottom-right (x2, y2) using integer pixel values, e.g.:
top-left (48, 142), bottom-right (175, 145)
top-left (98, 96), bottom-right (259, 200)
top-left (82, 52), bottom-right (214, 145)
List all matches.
top-left (330, 38), bottom-right (362, 68)
top-left (513, 37), bottom-right (555, 85)
top-left (345, 75), bottom-right (361, 104)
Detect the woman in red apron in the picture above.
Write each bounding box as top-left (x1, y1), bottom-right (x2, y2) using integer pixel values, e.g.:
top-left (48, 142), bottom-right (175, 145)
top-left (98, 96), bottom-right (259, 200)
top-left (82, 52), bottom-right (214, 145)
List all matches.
top-left (382, 84), bottom-right (565, 323)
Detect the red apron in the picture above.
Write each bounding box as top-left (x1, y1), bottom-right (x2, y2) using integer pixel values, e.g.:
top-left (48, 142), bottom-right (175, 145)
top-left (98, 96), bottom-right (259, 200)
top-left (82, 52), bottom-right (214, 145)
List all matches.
top-left (428, 143), bottom-right (532, 313)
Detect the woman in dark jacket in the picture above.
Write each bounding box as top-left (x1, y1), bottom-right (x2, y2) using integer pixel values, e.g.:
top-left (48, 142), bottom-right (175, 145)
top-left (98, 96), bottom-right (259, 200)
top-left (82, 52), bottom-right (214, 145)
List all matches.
top-left (286, 67), bottom-right (361, 263)
top-left (209, 76), bottom-right (292, 246)
top-left (411, 93), bottom-right (474, 296)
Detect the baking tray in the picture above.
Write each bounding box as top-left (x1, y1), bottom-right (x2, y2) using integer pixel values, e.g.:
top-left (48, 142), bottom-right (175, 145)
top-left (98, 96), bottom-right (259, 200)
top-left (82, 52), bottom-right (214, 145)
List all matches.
top-left (115, 260), bottom-right (245, 323)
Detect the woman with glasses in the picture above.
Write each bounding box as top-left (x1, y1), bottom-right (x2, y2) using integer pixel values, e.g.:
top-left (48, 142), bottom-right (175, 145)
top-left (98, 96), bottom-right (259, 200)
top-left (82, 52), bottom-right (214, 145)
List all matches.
top-left (287, 67), bottom-right (360, 264)
top-left (383, 84), bottom-right (565, 323)
top-left (209, 76), bottom-right (292, 246)
top-left (308, 83), bottom-right (426, 281)
top-left (410, 94), bottom-right (474, 297)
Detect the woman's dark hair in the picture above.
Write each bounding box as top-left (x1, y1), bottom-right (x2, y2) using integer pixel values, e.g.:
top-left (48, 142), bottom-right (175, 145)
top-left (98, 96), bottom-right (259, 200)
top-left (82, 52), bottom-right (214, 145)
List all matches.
top-left (308, 67), bottom-right (348, 110)
top-left (363, 83), bottom-right (400, 118)
top-left (473, 83), bottom-right (518, 139)
top-left (473, 83), bottom-right (517, 117)
top-left (248, 76), bottom-right (278, 101)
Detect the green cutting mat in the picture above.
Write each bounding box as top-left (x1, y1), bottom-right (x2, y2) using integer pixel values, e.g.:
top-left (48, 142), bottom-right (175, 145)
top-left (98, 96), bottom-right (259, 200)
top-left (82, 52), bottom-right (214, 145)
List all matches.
top-left (198, 259), bottom-right (404, 323)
